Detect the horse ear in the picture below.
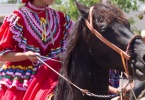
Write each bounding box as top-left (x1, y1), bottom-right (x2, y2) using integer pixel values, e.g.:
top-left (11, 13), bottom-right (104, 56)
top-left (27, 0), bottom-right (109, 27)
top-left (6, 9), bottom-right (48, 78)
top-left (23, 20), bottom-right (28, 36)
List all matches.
top-left (74, 0), bottom-right (89, 19)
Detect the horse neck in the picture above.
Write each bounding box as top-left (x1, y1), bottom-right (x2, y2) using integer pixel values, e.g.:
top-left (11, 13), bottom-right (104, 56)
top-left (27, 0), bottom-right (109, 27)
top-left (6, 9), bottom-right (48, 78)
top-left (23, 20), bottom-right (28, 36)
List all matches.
top-left (64, 45), bottom-right (110, 100)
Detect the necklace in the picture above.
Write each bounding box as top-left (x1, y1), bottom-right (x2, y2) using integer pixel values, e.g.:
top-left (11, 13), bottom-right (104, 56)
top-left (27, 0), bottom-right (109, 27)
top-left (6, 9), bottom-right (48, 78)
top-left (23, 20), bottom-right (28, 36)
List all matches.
top-left (25, 7), bottom-right (44, 14)
top-left (25, 6), bottom-right (54, 45)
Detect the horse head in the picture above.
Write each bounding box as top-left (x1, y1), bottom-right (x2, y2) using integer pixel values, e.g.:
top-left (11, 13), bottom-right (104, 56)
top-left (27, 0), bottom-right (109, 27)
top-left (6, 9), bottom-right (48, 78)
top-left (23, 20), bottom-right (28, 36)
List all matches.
top-left (54, 1), bottom-right (145, 100)
top-left (75, 1), bottom-right (145, 80)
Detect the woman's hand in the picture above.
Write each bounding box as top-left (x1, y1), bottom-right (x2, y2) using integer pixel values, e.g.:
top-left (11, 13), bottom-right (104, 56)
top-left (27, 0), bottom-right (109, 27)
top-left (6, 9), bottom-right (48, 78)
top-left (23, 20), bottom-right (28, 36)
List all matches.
top-left (24, 51), bottom-right (40, 63)
top-left (109, 85), bottom-right (128, 95)
top-left (117, 87), bottom-right (128, 95)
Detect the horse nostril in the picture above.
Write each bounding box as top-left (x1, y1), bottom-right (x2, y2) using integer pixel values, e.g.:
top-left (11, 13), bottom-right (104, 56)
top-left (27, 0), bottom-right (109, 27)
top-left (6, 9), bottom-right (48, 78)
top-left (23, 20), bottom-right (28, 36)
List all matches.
top-left (142, 55), bottom-right (145, 62)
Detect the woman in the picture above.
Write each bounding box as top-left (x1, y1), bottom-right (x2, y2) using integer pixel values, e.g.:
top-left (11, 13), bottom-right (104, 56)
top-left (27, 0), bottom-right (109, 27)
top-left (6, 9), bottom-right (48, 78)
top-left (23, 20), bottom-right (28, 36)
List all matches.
top-left (0, 0), bottom-right (73, 99)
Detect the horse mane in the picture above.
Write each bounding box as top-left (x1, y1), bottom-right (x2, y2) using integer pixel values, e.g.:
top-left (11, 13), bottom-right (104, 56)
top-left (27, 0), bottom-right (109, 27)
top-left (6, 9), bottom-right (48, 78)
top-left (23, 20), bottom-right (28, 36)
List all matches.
top-left (62, 17), bottom-right (86, 76)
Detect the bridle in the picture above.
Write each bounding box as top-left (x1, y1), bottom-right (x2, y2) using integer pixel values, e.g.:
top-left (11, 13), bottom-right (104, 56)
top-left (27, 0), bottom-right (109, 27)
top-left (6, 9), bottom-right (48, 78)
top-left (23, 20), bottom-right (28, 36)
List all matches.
top-left (85, 6), bottom-right (141, 99)
top-left (85, 6), bottom-right (141, 78)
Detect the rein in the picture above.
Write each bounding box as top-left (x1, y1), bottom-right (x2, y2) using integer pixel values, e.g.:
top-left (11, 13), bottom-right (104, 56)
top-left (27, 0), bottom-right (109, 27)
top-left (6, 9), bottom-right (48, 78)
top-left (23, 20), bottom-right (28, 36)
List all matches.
top-left (36, 55), bottom-right (116, 98)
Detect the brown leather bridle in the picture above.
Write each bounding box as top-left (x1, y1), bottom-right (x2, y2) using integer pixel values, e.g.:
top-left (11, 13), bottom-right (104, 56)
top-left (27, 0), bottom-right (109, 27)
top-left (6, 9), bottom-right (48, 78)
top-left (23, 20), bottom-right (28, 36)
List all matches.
top-left (85, 6), bottom-right (141, 77)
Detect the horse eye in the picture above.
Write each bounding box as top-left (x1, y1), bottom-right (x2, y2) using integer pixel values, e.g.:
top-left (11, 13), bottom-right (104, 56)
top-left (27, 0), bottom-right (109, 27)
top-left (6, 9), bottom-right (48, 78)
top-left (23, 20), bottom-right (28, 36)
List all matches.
top-left (142, 54), bottom-right (145, 62)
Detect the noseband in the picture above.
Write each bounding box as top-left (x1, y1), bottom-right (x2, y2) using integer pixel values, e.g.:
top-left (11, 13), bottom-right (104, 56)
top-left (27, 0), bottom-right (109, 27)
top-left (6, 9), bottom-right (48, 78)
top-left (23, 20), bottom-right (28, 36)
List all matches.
top-left (85, 6), bottom-right (141, 77)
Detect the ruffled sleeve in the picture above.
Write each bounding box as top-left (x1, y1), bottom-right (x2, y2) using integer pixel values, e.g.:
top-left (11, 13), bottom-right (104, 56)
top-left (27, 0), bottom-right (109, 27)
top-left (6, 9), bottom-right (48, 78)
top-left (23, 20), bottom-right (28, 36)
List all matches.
top-left (0, 12), bottom-right (23, 56)
top-left (61, 14), bottom-right (74, 52)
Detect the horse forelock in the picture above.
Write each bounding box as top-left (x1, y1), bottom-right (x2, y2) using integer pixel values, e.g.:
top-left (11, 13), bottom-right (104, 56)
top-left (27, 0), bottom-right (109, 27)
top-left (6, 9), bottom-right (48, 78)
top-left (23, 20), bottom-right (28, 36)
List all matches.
top-left (93, 3), bottom-right (128, 24)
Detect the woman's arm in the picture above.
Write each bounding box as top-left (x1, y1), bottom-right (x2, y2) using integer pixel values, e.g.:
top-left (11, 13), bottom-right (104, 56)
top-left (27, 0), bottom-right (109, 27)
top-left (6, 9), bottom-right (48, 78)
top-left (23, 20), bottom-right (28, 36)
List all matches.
top-left (109, 85), bottom-right (119, 95)
top-left (109, 85), bottom-right (128, 95)
top-left (0, 51), bottom-right (39, 63)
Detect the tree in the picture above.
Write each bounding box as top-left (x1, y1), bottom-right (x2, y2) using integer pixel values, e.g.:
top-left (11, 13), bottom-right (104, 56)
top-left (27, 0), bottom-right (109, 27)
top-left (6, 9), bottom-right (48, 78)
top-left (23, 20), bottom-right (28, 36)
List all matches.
top-left (52, 0), bottom-right (145, 20)
top-left (52, 0), bottom-right (145, 32)
top-left (52, 0), bottom-right (100, 20)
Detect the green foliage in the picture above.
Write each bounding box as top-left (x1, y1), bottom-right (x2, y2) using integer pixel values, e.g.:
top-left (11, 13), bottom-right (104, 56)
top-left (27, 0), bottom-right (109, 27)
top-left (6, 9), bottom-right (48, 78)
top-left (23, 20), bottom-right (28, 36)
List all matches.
top-left (52, 0), bottom-right (101, 20)
top-left (55, 0), bottom-right (62, 4)
top-left (8, 0), bottom-right (17, 3)
top-left (52, 0), bottom-right (144, 20)
top-left (129, 17), bottom-right (140, 34)
top-left (111, 0), bottom-right (138, 12)
top-left (52, 0), bottom-right (145, 32)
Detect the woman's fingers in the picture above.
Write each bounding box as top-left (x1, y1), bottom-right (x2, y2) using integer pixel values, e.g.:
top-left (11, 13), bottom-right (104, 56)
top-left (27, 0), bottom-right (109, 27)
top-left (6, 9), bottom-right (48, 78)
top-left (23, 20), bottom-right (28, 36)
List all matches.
top-left (24, 51), bottom-right (40, 62)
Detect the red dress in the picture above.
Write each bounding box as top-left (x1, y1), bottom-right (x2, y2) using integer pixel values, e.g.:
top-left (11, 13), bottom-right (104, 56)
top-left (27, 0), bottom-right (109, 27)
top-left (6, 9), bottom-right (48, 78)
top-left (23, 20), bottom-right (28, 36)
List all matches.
top-left (0, 2), bottom-right (73, 100)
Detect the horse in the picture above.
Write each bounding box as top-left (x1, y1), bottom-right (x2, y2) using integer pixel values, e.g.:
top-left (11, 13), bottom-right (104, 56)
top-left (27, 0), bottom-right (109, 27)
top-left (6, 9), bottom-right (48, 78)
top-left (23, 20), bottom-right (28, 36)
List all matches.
top-left (54, 1), bottom-right (145, 100)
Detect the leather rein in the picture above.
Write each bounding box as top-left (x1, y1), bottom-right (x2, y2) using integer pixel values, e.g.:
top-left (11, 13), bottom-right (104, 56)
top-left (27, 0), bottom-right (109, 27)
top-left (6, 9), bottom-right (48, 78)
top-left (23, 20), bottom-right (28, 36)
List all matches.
top-left (85, 6), bottom-right (141, 77)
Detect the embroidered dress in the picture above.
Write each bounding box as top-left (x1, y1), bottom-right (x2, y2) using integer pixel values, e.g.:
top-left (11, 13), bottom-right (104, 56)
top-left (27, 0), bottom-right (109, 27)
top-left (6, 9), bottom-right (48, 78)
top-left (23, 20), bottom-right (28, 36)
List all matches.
top-left (109, 70), bottom-right (120, 88)
top-left (0, 2), bottom-right (73, 100)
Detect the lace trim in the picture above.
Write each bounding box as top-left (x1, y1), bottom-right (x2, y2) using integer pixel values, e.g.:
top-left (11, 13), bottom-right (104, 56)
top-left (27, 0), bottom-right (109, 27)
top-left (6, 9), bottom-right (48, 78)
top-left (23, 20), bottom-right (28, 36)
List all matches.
top-left (27, 2), bottom-right (47, 11)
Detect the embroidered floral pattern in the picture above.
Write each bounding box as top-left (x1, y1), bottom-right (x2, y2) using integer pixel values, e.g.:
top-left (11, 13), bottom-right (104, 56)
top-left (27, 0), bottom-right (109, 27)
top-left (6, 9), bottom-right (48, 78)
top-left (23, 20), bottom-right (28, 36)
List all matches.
top-left (0, 65), bottom-right (38, 91)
